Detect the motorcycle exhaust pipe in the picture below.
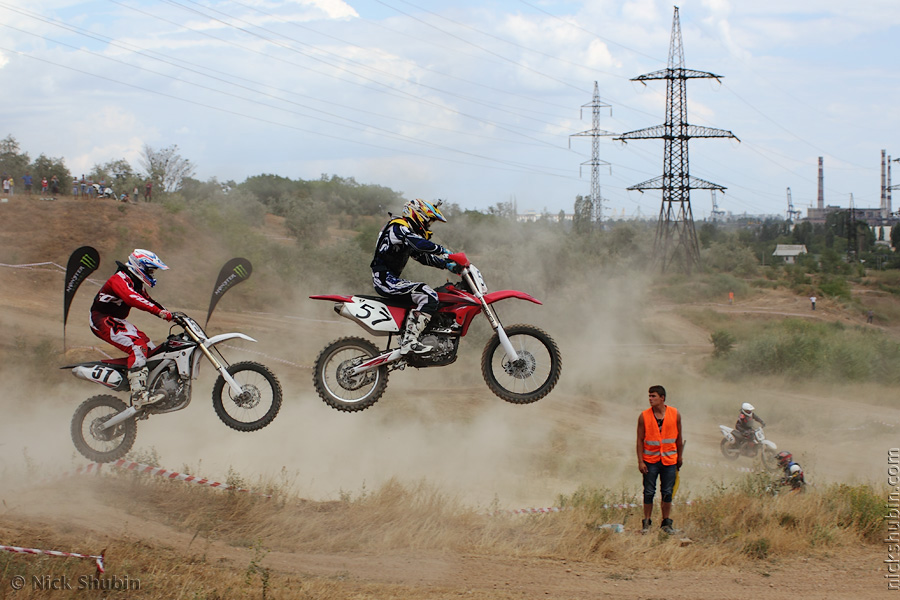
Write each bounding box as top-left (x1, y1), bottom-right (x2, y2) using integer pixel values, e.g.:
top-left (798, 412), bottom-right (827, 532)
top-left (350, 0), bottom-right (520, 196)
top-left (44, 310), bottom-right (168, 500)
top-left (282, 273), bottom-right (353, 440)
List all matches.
top-left (97, 406), bottom-right (138, 431)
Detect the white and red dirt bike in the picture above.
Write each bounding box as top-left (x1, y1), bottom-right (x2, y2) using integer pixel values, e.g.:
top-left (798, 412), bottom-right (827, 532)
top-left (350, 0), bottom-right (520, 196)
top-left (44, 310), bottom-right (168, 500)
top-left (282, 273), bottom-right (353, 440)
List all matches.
top-left (64, 312), bottom-right (283, 462)
top-left (310, 252), bottom-right (562, 412)
top-left (719, 424), bottom-right (779, 471)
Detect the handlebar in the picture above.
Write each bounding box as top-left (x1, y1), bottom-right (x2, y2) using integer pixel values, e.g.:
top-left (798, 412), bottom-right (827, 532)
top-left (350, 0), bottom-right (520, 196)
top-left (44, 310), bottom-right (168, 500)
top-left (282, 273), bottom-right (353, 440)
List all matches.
top-left (447, 251), bottom-right (470, 267)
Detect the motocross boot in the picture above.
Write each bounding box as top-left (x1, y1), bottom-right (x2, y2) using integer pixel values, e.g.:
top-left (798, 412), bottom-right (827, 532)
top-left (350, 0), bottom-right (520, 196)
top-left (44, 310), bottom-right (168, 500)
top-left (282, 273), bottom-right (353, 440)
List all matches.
top-left (399, 311), bottom-right (432, 355)
top-left (127, 366), bottom-right (162, 409)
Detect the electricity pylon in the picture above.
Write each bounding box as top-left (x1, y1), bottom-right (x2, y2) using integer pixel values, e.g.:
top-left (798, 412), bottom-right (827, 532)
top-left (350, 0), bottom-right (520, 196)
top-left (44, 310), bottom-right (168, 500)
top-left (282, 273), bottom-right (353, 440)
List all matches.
top-left (786, 187), bottom-right (801, 223)
top-left (710, 190), bottom-right (725, 221)
top-left (570, 81), bottom-right (613, 228)
top-left (614, 6), bottom-right (738, 273)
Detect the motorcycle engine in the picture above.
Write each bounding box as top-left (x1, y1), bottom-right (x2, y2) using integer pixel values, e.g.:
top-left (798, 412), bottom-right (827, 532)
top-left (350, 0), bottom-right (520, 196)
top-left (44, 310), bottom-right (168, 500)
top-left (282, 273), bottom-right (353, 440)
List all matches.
top-left (407, 333), bottom-right (459, 367)
top-left (148, 364), bottom-right (188, 410)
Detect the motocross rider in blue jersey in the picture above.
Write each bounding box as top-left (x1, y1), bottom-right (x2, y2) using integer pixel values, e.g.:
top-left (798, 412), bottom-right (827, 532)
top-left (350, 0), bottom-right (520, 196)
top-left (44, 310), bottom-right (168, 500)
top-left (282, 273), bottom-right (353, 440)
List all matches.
top-left (370, 199), bottom-right (460, 354)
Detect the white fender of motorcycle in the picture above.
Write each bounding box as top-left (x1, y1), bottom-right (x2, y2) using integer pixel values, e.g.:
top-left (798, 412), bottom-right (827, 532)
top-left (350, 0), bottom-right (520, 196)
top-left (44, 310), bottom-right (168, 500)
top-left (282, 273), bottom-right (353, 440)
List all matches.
top-left (71, 364), bottom-right (124, 389)
top-left (203, 332), bottom-right (257, 348)
top-left (762, 439), bottom-right (777, 450)
top-left (338, 296), bottom-right (401, 335)
top-left (719, 425), bottom-right (735, 443)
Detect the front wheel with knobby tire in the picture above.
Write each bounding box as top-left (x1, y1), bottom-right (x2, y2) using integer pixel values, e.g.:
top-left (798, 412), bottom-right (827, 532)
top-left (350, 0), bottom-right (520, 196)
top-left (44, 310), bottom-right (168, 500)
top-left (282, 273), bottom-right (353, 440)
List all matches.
top-left (71, 395), bottom-right (137, 463)
top-left (760, 446), bottom-right (780, 472)
top-left (313, 337), bottom-right (388, 412)
top-left (481, 324), bottom-right (561, 404)
top-left (212, 361), bottom-right (283, 432)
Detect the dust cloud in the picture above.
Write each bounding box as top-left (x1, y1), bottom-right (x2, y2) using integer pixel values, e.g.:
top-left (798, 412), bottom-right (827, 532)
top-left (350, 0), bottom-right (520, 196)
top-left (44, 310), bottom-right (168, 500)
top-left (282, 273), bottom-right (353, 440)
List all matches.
top-left (1, 208), bottom-right (898, 516)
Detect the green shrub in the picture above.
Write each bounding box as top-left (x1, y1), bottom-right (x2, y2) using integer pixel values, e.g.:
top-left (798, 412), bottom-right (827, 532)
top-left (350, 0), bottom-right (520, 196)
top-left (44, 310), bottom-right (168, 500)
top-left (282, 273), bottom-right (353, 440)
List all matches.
top-left (710, 319), bottom-right (900, 383)
top-left (710, 330), bottom-right (735, 357)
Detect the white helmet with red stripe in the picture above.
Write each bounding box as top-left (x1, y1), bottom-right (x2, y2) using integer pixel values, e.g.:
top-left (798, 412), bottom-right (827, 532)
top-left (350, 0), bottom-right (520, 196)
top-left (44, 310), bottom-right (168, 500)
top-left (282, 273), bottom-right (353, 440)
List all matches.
top-left (127, 249), bottom-right (168, 288)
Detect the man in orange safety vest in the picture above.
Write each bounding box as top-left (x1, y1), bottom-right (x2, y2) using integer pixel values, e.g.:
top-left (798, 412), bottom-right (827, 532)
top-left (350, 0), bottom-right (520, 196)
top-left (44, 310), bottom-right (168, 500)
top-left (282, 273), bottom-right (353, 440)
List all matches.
top-left (636, 385), bottom-right (684, 534)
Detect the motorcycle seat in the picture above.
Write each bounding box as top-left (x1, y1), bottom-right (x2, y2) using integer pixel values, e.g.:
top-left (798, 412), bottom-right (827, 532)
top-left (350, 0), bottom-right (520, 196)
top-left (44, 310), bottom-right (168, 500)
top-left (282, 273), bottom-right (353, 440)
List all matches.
top-left (356, 294), bottom-right (415, 308)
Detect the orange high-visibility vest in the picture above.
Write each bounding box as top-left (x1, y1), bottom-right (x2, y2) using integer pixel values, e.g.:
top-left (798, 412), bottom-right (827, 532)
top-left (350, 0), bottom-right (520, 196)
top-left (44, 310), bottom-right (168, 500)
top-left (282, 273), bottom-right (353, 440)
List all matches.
top-left (642, 406), bottom-right (679, 465)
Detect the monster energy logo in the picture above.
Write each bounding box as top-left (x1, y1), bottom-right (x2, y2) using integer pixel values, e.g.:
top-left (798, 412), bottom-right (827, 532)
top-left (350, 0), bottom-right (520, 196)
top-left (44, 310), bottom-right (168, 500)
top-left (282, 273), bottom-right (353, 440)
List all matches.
top-left (214, 273), bottom-right (238, 296)
top-left (233, 264), bottom-right (248, 278)
top-left (66, 266), bottom-right (86, 292)
top-left (80, 254), bottom-right (98, 268)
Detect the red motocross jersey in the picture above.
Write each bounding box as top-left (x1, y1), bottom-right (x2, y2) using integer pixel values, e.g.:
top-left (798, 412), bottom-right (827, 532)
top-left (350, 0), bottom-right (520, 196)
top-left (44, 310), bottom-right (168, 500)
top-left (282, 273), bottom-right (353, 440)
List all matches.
top-left (90, 265), bottom-right (165, 320)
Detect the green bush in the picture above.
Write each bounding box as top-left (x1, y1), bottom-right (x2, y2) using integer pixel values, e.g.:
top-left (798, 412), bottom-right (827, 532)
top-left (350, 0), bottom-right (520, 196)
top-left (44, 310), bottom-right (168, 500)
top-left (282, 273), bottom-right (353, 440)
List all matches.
top-left (710, 330), bottom-right (735, 357)
top-left (710, 319), bottom-right (900, 383)
top-left (823, 484), bottom-right (885, 542)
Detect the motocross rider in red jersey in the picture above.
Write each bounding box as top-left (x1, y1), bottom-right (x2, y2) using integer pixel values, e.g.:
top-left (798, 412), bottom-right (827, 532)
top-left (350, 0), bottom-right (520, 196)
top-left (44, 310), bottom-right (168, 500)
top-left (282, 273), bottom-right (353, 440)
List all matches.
top-left (89, 249), bottom-right (173, 408)
top-left (370, 199), bottom-right (460, 354)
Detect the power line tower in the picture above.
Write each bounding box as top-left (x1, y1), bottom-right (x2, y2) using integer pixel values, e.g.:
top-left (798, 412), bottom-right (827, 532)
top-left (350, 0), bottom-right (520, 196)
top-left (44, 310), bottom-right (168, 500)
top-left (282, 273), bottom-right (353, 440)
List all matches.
top-left (786, 187), bottom-right (801, 223)
top-left (710, 190), bottom-right (725, 221)
top-left (570, 81), bottom-right (613, 229)
top-left (614, 6), bottom-right (738, 272)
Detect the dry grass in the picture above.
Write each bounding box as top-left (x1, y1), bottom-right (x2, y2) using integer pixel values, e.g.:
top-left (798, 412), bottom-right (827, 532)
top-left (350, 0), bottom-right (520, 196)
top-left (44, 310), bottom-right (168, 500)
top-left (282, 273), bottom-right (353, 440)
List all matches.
top-left (0, 467), bottom-right (886, 599)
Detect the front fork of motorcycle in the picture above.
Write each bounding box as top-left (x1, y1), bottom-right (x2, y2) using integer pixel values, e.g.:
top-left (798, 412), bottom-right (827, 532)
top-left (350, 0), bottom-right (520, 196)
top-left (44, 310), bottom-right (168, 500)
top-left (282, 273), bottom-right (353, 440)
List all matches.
top-left (184, 327), bottom-right (244, 396)
top-left (462, 270), bottom-right (520, 362)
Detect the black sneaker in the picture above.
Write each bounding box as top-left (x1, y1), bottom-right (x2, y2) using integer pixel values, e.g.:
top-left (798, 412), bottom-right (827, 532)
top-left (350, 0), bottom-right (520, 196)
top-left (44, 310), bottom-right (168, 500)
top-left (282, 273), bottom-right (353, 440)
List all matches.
top-left (660, 518), bottom-right (676, 534)
top-left (641, 518), bottom-right (652, 534)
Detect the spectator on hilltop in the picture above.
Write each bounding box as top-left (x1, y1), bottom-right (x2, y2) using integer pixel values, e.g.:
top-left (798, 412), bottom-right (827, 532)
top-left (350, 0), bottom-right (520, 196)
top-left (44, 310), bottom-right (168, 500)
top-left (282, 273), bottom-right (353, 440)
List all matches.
top-left (50, 175), bottom-right (59, 195)
top-left (41, 176), bottom-right (48, 194)
top-left (2, 176), bottom-right (9, 196)
top-left (144, 180), bottom-right (152, 202)
top-left (72, 177), bottom-right (79, 196)
top-left (80, 175), bottom-right (87, 197)
top-left (22, 172), bottom-right (33, 195)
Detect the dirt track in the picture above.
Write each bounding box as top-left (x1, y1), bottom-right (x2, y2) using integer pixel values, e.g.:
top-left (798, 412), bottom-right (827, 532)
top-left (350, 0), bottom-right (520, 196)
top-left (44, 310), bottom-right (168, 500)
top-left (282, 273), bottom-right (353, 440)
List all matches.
top-left (0, 196), bottom-right (897, 598)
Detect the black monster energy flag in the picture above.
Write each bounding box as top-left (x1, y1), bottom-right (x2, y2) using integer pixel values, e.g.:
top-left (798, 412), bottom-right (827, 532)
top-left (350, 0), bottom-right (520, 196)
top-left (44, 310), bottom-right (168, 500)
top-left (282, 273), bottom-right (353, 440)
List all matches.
top-left (63, 246), bottom-right (100, 333)
top-left (206, 258), bottom-right (252, 326)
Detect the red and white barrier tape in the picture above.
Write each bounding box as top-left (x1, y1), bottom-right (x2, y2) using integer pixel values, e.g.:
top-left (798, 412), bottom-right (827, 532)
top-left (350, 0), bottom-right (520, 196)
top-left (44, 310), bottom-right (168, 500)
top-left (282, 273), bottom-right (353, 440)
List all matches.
top-left (493, 500), bottom-right (696, 516)
top-left (0, 544), bottom-right (104, 573)
top-left (63, 459), bottom-right (273, 499)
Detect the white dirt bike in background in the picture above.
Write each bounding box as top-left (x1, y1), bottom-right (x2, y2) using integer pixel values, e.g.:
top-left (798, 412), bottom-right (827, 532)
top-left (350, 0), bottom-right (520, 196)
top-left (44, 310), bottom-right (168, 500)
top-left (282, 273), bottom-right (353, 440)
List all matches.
top-left (719, 424), bottom-right (779, 471)
top-left (64, 312), bottom-right (282, 463)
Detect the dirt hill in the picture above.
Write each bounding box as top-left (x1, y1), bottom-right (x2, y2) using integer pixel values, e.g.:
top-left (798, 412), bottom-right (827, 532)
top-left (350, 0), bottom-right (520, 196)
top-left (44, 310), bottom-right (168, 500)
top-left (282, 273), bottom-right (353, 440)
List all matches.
top-left (0, 195), bottom-right (896, 599)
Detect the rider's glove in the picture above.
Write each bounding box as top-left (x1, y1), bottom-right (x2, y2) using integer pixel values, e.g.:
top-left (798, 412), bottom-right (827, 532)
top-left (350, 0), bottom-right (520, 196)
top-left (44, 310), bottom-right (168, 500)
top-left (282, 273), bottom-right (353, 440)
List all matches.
top-left (159, 310), bottom-right (173, 321)
top-left (446, 261), bottom-right (463, 274)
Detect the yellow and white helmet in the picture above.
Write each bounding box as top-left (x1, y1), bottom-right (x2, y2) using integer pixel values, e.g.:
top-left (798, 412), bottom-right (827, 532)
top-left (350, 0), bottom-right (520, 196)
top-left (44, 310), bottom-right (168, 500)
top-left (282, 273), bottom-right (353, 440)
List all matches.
top-left (403, 198), bottom-right (446, 236)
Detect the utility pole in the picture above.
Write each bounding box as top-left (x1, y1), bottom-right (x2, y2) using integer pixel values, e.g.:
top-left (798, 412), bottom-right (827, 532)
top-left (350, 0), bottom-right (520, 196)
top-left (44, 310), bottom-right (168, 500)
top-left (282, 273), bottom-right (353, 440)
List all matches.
top-left (786, 187), bottom-right (801, 223)
top-left (614, 6), bottom-right (738, 273)
top-left (570, 81), bottom-right (613, 229)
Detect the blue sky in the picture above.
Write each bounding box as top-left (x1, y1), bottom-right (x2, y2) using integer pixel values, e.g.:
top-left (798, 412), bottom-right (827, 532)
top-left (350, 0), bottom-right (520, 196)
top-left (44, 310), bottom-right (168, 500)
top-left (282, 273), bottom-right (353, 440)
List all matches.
top-left (1, 0), bottom-right (898, 219)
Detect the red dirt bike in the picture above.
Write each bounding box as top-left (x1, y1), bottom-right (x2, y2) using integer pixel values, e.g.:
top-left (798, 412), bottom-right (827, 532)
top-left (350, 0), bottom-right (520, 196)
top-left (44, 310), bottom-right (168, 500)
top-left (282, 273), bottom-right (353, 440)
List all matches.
top-left (310, 252), bottom-right (561, 412)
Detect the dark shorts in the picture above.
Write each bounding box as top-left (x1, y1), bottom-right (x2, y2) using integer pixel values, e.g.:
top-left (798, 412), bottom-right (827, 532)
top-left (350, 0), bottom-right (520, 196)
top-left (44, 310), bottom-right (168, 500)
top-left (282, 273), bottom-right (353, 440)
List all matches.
top-left (643, 461), bottom-right (677, 504)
